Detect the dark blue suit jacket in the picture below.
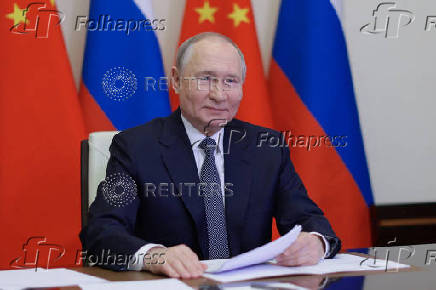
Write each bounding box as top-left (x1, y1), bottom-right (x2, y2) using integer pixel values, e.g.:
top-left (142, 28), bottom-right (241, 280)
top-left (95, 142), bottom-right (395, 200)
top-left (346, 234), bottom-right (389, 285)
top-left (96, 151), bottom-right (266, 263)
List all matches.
top-left (80, 109), bottom-right (340, 271)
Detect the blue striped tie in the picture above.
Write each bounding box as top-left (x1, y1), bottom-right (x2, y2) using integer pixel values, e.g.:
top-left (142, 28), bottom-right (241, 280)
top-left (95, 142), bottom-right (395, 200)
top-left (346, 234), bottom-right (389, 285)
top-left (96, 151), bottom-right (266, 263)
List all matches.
top-left (199, 137), bottom-right (230, 259)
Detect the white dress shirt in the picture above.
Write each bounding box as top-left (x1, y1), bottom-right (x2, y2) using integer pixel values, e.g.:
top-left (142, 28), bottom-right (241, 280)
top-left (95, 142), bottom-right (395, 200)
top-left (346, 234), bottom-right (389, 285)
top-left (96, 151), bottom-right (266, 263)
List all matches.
top-left (128, 114), bottom-right (328, 271)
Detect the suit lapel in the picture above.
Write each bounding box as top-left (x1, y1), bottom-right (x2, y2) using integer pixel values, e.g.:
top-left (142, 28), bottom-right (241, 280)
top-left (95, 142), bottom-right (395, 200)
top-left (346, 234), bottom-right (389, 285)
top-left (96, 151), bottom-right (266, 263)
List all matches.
top-left (223, 120), bottom-right (252, 257)
top-left (159, 109), bottom-right (209, 258)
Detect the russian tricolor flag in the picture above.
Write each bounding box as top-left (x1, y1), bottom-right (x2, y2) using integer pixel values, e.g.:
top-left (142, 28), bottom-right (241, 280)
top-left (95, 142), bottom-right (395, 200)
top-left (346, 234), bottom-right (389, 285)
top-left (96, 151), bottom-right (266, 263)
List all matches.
top-left (79, 0), bottom-right (171, 133)
top-left (269, 0), bottom-right (373, 248)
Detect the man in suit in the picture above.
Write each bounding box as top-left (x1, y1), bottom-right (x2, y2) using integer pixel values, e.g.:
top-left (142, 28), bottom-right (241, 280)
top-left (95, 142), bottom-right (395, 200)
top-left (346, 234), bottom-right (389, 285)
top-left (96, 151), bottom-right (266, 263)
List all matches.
top-left (80, 32), bottom-right (340, 279)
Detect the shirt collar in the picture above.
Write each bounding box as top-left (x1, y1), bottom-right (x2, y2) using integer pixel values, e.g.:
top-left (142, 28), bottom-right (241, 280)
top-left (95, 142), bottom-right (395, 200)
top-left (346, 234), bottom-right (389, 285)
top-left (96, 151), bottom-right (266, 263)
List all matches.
top-left (180, 112), bottom-right (224, 154)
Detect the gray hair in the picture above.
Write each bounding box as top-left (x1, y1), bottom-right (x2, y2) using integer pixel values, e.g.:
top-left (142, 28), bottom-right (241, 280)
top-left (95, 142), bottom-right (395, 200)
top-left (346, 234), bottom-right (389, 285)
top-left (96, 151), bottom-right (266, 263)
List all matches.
top-left (175, 32), bottom-right (247, 82)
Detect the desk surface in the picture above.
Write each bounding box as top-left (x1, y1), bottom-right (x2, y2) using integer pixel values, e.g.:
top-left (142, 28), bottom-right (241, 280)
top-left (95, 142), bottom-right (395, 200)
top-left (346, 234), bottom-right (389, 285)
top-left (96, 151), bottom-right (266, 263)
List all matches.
top-left (68, 243), bottom-right (436, 290)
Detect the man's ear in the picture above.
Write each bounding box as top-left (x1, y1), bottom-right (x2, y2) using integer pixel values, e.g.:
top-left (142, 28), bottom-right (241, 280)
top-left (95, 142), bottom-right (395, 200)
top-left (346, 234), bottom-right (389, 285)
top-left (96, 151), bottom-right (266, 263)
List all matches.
top-left (171, 66), bottom-right (181, 94)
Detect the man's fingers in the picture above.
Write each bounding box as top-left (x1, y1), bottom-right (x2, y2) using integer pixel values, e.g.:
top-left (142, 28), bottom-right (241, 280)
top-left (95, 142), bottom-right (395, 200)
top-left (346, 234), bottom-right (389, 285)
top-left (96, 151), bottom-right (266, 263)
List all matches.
top-left (177, 245), bottom-right (204, 275)
top-left (186, 248), bottom-right (205, 273)
top-left (200, 262), bottom-right (208, 270)
top-left (169, 259), bottom-right (192, 279)
top-left (145, 244), bottom-right (211, 278)
top-left (146, 244), bottom-right (206, 279)
top-left (276, 252), bottom-right (312, 266)
top-left (276, 249), bottom-right (307, 265)
top-left (149, 261), bottom-right (179, 278)
top-left (283, 238), bottom-right (306, 256)
top-left (159, 264), bottom-right (180, 278)
top-left (277, 242), bottom-right (309, 261)
top-left (277, 232), bottom-right (324, 264)
top-left (276, 245), bottom-right (322, 267)
top-left (276, 234), bottom-right (322, 266)
top-left (178, 249), bottom-right (204, 277)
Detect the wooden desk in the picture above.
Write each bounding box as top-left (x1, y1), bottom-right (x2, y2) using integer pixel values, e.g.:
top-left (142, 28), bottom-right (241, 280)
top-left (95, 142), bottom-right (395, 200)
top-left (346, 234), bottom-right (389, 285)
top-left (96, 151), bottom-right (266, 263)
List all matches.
top-left (65, 243), bottom-right (436, 289)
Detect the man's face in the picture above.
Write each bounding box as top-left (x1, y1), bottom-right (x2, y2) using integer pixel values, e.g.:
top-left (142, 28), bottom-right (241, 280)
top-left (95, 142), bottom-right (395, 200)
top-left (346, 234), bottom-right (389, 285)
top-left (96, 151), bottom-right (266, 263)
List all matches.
top-left (172, 38), bottom-right (243, 134)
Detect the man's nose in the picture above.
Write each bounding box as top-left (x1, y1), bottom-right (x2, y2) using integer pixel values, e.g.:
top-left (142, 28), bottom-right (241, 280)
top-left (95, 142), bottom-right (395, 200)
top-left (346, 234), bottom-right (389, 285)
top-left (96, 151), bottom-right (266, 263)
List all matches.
top-left (209, 79), bottom-right (226, 102)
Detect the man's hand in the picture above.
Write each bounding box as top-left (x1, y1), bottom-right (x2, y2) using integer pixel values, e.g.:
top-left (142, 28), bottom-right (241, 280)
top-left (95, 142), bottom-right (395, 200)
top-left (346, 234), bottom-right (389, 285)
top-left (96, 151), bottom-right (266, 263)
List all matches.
top-left (275, 232), bottom-right (325, 266)
top-left (144, 244), bottom-right (207, 279)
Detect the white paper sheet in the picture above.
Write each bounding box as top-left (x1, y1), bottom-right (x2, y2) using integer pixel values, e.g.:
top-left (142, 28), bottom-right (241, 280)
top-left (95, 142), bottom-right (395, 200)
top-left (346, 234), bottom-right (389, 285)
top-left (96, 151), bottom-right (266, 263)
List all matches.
top-left (79, 278), bottom-right (193, 290)
top-left (203, 225), bottom-right (302, 273)
top-left (203, 253), bottom-right (410, 283)
top-left (217, 282), bottom-right (308, 290)
top-left (0, 268), bottom-right (106, 289)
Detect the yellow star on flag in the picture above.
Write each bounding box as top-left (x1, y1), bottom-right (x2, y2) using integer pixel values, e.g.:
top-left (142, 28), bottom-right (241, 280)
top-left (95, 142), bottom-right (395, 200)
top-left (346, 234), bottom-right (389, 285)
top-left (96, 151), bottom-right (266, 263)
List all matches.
top-left (227, 3), bottom-right (250, 27)
top-left (195, 0), bottom-right (218, 24)
top-left (6, 3), bottom-right (28, 26)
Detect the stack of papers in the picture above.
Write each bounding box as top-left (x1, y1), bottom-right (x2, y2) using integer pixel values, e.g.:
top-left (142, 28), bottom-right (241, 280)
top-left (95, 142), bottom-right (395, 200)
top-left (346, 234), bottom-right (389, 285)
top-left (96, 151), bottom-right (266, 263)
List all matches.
top-left (203, 225), bottom-right (302, 273)
top-left (203, 253), bottom-right (411, 282)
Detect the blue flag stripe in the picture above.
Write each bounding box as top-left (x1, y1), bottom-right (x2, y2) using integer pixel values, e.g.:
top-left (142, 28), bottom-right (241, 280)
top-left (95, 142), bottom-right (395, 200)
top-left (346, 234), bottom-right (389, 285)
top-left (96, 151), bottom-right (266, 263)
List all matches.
top-left (82, 0), bottom-right (171, 130)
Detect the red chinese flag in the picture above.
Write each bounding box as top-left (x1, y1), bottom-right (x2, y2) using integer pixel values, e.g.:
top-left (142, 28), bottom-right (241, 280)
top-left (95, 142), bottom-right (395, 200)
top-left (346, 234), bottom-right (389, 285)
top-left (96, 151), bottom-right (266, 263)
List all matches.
top-left (173, 0), bottom-right (279, 239)
top-left (0, 1), bottom-right (85, 269)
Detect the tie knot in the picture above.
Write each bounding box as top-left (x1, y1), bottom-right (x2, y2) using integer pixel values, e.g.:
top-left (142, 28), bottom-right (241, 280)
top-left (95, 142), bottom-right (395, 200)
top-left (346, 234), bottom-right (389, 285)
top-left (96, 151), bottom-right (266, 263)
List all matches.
top-left (199, 137), bottom-right (217, 154)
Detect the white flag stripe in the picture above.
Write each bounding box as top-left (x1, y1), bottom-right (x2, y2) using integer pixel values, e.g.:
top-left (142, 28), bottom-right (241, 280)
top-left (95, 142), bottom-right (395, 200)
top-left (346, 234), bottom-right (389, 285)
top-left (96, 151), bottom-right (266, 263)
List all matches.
top-left (330, 0), bottom-right (342, 20)
top-left (133, 0), bottom-right (154, 19)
